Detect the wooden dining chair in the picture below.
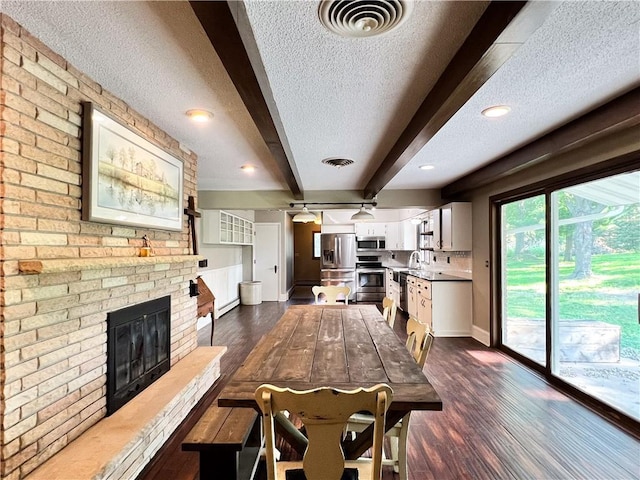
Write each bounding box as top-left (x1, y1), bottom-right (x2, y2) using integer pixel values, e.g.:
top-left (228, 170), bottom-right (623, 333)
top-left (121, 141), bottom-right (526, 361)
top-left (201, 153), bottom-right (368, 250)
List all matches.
top-left (255, 383), bottom-right (392, 480)
top-left (405, 315), bottom-right (434, 368)
top-left (347, 316), bottom-right (434, 480)
top-left (311, 285), bottom-right (351, 305)
top-left (382, 296), bottom-right (397, 328)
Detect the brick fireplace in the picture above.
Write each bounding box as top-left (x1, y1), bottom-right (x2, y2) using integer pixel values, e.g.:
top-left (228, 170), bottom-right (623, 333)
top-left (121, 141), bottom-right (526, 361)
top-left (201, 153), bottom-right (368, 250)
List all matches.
top-left (0, 15), bottom-right (213, 479)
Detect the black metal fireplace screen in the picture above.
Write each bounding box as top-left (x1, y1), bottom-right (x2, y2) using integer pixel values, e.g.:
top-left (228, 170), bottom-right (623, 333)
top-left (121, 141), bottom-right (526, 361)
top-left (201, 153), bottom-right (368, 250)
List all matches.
top-left (106, 296), bottom-right (171, 415)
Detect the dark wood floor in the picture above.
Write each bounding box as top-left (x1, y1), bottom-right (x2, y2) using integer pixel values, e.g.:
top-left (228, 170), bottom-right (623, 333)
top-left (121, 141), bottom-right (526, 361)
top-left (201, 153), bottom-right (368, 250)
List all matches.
top-left (139, 296), bottom-right (640, 480)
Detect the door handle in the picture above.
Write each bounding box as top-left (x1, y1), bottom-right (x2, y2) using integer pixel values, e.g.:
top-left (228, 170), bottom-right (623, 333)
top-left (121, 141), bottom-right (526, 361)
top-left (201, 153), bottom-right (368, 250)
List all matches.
top-left (274, 265), bottom-right (277, 274)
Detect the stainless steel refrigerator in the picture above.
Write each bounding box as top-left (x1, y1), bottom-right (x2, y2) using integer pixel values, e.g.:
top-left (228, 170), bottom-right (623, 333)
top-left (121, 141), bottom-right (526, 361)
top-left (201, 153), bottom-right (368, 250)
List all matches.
top-left (320, 233), bottom-right (356, 301)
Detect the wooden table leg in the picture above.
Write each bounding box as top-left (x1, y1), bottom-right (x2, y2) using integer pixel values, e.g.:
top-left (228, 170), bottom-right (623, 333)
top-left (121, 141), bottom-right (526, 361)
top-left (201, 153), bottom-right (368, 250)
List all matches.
top-left (274, 411), bottom-right (308, 456)
top-left (343, 410), bottom-right (406, 460)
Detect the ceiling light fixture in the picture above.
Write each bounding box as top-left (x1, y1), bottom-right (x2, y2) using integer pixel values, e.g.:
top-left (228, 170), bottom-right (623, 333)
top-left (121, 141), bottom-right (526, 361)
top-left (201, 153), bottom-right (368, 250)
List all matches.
top-left (240, 164), bottom-right (256, 172)
top-left (419, 164), bottom-right (435, 170)
top-left (186, 109), bottom-right (214, 122)
top-left (292, 206), bottom-right (318, 223)
top-left (351, 205), bottom-right (375, 221)
top-left (481, 105), bottom-right (511, 118)
top-left (290, 200), bottom-right (378, 223)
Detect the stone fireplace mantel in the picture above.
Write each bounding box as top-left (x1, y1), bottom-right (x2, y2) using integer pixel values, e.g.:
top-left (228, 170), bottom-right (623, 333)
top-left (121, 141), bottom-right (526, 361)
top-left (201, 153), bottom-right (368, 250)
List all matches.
top-left (18, 255), bottom-right (204, 274)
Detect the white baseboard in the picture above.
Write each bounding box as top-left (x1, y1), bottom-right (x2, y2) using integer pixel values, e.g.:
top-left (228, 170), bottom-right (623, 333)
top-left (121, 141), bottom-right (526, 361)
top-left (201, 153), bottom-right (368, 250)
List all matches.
top-left (196, 314), bottom-right (211, 330)
top-left (217, 299), bottom-right (240, 318)
top-left (280, 286), bottom-right (294, 302)
top-left (472, 325), bottom-right (490, 346)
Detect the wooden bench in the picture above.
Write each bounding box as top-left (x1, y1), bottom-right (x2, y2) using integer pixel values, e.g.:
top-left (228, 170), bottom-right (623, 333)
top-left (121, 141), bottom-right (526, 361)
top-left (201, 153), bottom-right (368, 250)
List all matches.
top-left (182, 404), bottom-right (262, 480)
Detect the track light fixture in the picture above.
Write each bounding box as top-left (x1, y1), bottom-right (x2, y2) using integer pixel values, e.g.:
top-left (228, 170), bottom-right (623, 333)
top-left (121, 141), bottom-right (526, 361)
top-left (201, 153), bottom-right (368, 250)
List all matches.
top-left (290, 201), bottom-right (378, 222)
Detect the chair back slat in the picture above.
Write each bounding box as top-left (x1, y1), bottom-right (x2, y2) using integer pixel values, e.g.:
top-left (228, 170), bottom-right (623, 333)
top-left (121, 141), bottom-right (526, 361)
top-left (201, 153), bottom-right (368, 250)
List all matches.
top-left (382, 296), bottom-right (397, 328)
top-left (405, 316), bottom-right (434, 368)
top-left (312, 285), bottom-right (351, 305)
top-left (256, 384), bottom-right (392, 480)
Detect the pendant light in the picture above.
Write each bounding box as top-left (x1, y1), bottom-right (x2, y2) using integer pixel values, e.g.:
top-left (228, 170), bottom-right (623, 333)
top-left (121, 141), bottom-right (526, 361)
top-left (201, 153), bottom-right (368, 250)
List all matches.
top-left (350, 204), bottom-right (375, 221)
top-left (292, 206), bottom-right (317, 223)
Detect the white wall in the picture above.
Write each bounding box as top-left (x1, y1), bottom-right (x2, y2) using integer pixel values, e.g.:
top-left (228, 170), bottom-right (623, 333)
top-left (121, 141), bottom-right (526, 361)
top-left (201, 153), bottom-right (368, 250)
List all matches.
top-left (196, 210), bottom-right (256, 322)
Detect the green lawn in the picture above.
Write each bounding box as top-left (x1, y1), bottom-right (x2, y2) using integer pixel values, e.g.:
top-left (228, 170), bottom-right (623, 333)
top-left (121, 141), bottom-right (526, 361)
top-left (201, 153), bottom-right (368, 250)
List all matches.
top-left (505, 252), bottom-right (640, 351)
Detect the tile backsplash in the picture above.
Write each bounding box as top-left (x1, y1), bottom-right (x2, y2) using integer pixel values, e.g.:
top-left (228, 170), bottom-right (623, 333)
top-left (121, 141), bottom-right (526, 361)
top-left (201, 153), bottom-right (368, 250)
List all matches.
top-left (378, 250), bottom-right (472, 278)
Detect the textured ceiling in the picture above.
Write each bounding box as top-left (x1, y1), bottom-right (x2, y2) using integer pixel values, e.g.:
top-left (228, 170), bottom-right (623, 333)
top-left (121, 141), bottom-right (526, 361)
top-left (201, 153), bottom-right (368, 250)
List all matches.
top-left (1, 1), bottom-right (639, 196)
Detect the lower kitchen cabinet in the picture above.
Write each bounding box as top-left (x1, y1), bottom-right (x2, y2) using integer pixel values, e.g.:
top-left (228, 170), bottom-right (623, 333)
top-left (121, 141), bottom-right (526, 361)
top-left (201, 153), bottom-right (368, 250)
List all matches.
top-left (432, 281), bottom-right (472, 336)
top-left (416, 279), bottom-right (432, 329)
top-left (407, 276), bottom-right (418, 318)
top-left (385, 269), bottom-right (401, 309)
top-left (409, 275), bottom-right (472, 337)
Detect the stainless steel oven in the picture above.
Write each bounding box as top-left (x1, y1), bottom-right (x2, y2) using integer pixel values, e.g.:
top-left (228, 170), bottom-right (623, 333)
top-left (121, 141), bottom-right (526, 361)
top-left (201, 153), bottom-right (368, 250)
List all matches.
top-left (355, 255), bottom-right (385, 302)
top-left (355, 268), bottom-right (385, 302)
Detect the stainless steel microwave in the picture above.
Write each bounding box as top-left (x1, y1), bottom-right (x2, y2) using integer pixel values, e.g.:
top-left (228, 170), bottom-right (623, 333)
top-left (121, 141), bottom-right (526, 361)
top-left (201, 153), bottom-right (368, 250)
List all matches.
top-left (356, 236), bottom-right (386, 251)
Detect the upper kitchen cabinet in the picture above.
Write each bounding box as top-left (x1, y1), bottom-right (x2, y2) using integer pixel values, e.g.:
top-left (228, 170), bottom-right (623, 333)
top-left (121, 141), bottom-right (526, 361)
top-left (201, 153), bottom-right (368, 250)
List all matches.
top-left (355, 223), bottom-right (386, 237)
top-left (432, 202), bottom-right (472, 251)
top-left (201, 210), bottom-right (254, 245)
top-left (386, 221), bottom-right (418, 251)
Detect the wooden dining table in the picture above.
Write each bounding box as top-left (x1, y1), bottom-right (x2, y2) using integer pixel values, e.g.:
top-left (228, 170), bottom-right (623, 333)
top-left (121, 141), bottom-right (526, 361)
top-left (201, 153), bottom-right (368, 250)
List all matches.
top-left (217, 304), bottom-right (443, 460)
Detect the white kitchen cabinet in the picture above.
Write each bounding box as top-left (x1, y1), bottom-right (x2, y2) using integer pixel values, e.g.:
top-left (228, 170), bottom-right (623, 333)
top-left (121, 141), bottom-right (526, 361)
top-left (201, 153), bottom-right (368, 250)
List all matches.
top-left (415, 278), bottom-right (432, 329)
top-left (391, 281), bottom-right (400, 310)
top-left (385, 268), bottom-right (393, 298)
top-left (385, 221), bottom-right (417, 250)
top-left (355, 223), bottom-right (386, 237)
top-left (408, 275), bottom-right (472, 336)
top-left (386, 269), bottom-right (401, 308)
top-left (433, 202), bottom-right (472, 251)
top-left (432, 281), bottom-right (472, 336)
top-left (201, 210), bottom-right (254, 245)
top-left (407, 275), bottom-right (418, 318)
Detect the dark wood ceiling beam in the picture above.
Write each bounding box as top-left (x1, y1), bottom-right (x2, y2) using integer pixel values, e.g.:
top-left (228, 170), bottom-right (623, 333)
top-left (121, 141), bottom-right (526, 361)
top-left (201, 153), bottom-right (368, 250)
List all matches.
top-left (442, 87), bottom-right (640, 198)
top-left (363, 1), bottom-right (556, 199)
top-left (190, 1), bottom-right (304, 199)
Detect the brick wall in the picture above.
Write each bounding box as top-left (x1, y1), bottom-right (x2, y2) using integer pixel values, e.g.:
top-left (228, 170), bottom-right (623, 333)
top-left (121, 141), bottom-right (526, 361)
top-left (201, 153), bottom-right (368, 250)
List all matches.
top-left (0, 15), bottom-right (200, 479)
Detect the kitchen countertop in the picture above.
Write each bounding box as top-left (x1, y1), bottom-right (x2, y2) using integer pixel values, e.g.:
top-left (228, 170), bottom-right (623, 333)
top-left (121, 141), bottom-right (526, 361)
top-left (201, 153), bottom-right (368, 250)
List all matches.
top-left (385, 267), bottom-right (472, 282)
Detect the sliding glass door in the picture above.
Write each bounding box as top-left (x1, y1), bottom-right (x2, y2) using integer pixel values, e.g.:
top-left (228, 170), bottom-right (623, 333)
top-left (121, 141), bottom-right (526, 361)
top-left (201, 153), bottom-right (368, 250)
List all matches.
top-left (500, 195), bottom-right (546, 365)
top-left (498, 170), bottom-right (640, 422)
top-left (550, 172), bottom-right (639, 421)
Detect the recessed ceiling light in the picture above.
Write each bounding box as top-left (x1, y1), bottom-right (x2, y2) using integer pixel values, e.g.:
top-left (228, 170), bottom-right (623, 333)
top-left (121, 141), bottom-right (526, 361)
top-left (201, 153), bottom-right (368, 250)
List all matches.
top-left (481, 105), bottom-right (511, 118)
top-left (241, 164), bottom-right (256, 172)
top-left (186, 109), bottom-right (214, 122)
top-left (419, 164), bottom-right (435, 170)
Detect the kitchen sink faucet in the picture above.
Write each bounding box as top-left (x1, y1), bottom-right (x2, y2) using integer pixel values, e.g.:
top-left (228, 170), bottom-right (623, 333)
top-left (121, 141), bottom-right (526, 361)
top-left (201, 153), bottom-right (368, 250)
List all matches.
top-left (409, 250), bottom-right (421, 270)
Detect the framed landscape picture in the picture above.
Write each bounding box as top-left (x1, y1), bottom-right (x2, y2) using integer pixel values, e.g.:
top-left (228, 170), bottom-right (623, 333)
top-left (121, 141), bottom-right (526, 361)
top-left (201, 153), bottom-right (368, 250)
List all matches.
top-left (82, 102), bottom-right (184, 231)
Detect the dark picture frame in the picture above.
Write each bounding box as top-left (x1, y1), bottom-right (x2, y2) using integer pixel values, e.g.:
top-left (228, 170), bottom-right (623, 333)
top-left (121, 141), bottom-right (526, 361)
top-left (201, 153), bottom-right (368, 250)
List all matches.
top-left (81, 102), bottom-right (184, 231)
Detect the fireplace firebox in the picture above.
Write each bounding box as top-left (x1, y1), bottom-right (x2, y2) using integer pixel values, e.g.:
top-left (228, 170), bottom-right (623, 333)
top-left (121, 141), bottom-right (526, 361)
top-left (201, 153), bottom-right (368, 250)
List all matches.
top-left (107, 296), bottom-right (171, 415)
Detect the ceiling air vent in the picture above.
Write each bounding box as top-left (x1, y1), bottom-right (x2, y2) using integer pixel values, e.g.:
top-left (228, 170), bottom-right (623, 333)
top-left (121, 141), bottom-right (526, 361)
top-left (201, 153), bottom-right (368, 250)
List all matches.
top-left (322, 157), bottom-right (355, 168)
top-left (318, 0), bottom-right (413, 38)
